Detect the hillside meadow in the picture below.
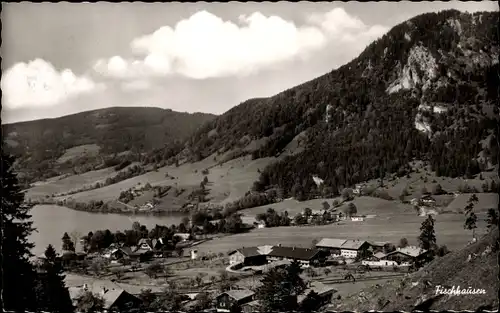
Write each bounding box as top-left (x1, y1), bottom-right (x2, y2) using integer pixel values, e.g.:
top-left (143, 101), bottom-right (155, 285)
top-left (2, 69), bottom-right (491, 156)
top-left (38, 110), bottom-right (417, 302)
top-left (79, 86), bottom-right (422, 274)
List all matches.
top-left (46, 153), bottom-right (276, 205)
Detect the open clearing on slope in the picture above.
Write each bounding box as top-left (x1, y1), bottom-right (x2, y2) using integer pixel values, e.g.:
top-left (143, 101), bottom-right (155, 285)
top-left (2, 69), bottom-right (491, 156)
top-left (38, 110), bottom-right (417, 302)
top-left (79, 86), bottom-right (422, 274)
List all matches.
top-left (360, 162), bottom-right (498, 200)
top-left (194, 212), bottom-right (488, 255)
top-left (56, 144), bottom-right (101, 164)
top-left (52, 154), bottom-right (276, 204)
top-left (27, 162), bottom-right (142, 200)
top-left (27, 167), bottom-right (116, 199)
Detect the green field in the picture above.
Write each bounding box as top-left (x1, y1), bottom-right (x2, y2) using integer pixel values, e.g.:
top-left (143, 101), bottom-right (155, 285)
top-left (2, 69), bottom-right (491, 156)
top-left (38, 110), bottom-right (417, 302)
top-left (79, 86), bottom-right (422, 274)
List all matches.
top-left (50, 153), bottom-right (276, 205)
top-left (195, 212), bottom-right (489, 255)
top-left (240, 196), bottom-right (414, 219)
top-left (56, 144), bottom-right (101, 164)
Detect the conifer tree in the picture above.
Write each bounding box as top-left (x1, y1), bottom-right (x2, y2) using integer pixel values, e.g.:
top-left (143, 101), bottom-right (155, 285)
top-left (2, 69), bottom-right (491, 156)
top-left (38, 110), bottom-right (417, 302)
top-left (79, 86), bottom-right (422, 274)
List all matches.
top-left (418, 215), bottom-right (436, 251)
top-left (1, 152), bottom-right (39, 311)
top-left (36, 245), bottom-right (74, 312)
top-left (62, 231), bottom-right (75, 251)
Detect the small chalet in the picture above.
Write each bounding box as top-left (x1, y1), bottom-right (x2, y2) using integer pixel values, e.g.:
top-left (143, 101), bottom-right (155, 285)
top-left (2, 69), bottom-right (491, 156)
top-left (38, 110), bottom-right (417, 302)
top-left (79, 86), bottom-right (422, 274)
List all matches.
top-left (137, 238), bottom-right (163, 251)
top-left (297, 281), bottom-right (336, 307)
top-left (216, 289), bottom-right (255, 312)
top-left (103, 248), bottom-right (125, 260)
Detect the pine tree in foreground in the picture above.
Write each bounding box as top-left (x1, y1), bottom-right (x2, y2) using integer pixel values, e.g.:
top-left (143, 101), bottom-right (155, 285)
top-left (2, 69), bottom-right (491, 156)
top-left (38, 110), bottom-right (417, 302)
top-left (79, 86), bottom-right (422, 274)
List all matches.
top-left (35, 245), bottom-right (74, 312)
top-left (1, 152), bottom-right (39, 312)
top-left (418, 215), bottom-right (436, 251)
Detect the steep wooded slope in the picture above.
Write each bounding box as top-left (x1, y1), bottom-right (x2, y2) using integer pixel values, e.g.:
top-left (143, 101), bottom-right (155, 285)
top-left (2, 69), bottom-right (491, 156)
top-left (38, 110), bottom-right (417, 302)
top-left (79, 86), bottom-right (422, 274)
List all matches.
top-left (184, 10), bottom-right (499, 199)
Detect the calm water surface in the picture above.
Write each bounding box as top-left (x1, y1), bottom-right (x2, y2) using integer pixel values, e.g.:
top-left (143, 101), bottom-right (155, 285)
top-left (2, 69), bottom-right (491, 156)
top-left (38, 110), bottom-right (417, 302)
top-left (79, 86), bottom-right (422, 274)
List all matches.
top-left (30, 205), bottom-right (188, 256)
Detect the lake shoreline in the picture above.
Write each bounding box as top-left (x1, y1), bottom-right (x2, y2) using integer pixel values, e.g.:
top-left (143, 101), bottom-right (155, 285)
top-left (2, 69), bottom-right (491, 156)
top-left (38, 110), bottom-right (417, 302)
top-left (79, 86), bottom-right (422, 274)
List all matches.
top-left (29, 199), bottom-right (192, 217)
top-left (29, 205), bottom-right (190, 256)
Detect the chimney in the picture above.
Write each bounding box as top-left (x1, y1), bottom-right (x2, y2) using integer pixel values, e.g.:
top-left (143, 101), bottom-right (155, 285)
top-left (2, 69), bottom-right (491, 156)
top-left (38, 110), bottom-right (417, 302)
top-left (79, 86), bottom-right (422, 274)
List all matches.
top-left (101, 287), bottom-right (108, 295)
top-left (83, 284), bottom-right (88, 291)
top-left (278, 243), bottom-right (282, 247)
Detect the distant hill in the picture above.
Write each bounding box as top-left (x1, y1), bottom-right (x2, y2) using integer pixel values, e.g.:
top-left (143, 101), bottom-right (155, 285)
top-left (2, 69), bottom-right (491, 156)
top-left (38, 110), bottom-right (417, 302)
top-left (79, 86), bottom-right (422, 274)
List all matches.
top-left (181, 9), bottom-right (499, 199)
top-left (333, 226), bottom-right (499, 311)
top-left (2, 107), bottom-right (215, 184)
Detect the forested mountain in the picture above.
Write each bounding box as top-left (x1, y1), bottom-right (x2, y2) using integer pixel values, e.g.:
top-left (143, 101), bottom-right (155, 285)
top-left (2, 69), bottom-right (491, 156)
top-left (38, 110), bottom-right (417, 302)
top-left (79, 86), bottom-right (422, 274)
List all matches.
top-left (2, 107), bottom-right (215, 183)
top-left (183, 10), bottom-right (499, 200)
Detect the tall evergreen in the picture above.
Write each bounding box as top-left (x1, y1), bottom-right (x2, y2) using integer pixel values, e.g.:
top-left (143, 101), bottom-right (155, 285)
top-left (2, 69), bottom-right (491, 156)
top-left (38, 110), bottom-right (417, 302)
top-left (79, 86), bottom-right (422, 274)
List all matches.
top-left (62, 231), bottom-right (75, 251)
top-left (1, 152), bottom-right (38, 311)
top-left (35, 245), bottom-right (74, 312)
top-left (418, 215), bottom-right (436, 251)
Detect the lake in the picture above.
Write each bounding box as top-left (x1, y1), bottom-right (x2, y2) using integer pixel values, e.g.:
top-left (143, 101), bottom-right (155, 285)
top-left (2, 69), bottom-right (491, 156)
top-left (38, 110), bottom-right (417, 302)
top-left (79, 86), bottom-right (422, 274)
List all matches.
top-left (29, 205), bottom-right (188, 256)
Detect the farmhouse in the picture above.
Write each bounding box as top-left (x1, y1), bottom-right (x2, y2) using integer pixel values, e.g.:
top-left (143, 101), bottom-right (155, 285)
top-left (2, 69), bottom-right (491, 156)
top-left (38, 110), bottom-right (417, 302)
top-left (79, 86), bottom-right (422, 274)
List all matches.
top-left (316, 238), bottom-right (347, 257)
top-left (315, 238), bottom-right (371, 259)
top-left (339, 240), bottom-right (371, 259)
top-left (362, 246), bottom-right (429, 267)
top-left (361, 252), bottom-right (389, 267)
top-left (229, 245), bottom-right (322, 268)
top-left (216, 289), bottom-right (255, 312)
top-left (266, 246), bottom-right (322, 267)
top-left (350, 215), bottom-right (364, 221)
top-left (228, 246), bottom-right (271, 266)
top-left (383, 246), bottom-right (430, 265)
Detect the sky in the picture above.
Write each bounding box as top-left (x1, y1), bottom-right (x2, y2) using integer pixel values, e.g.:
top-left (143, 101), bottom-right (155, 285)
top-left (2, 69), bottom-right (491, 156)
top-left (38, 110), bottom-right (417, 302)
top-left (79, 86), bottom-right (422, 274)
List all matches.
top-left (1, 1), bottom-right (497, 124)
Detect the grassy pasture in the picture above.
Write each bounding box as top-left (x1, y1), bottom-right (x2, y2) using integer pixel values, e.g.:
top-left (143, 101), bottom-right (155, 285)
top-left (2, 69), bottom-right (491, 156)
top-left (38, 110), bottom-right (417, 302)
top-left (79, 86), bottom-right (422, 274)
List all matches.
top-left (51, 154), bottom-right (276, 205)
top-left (195, 212), bottom-right (488, 255)
top-left (56, 144), bottom-right (101, 164)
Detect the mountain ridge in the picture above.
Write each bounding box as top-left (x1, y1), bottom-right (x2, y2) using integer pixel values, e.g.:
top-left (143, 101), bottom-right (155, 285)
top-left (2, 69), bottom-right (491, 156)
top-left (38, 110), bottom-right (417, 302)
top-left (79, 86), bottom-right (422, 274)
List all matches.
top-left (180, 9), bottom-right (499, 199)
top-left (2, 106), bottom-right (216, 184)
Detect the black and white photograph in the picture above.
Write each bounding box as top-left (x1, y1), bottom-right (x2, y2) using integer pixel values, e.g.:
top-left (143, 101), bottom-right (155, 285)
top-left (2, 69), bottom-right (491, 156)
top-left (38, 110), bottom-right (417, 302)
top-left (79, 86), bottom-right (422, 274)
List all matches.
top-left (1, 1), bottom-right (499, 312)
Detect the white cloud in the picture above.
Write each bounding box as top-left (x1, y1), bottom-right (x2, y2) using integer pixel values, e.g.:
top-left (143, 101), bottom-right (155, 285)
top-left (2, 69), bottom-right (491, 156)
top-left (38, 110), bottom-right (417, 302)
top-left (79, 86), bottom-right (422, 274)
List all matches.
top-left (1, 59), bottom-right (103, 109)
top-left (121, 79), bottom-right (151, 91)
top-left (93, 8), bottom-right (388, 80)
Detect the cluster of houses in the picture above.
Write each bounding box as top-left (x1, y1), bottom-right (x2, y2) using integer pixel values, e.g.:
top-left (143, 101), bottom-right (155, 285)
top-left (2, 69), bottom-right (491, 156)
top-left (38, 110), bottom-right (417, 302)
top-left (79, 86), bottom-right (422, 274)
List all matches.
top-left (215, 281), bottom-right (336, 313)
top-left (228, 238), bottom-right (430, 271)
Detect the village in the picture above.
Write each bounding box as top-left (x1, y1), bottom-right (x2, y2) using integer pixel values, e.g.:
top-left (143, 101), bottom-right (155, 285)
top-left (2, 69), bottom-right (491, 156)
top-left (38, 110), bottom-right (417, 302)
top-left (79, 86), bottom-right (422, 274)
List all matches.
top-left (33, 190), bottom-right (458, 313)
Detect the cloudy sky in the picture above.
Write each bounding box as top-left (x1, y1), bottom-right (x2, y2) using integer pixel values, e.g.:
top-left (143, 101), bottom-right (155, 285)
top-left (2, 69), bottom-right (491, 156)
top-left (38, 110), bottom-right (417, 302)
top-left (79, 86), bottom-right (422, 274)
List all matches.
top-left (2, 1), bottom-right (497, 124)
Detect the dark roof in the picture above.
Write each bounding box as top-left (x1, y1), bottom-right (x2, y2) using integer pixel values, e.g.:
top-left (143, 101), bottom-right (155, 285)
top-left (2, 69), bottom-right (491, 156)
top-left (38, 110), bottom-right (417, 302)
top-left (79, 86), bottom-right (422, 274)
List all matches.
top-left (218, 290), bottom-right (255, 301)
top-left (228, 247), bottom-right (262, 258)
top-left (421, 195), bottom-right (436, 201)
top-left (267, 246), bottom-right (320, 261)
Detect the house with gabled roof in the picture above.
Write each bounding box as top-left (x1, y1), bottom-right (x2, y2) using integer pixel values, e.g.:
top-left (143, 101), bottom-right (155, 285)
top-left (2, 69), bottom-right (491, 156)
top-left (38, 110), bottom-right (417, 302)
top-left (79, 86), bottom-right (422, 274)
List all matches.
top-left (315, 238), bottom-right (371, 259)
top-left (216, 289), bottom-right (255, 312)
top-left (228, 245), bottom-right (272, 266)
top-left (137, 238), bottom-right (164, 251)
top-left (297, 281), bottom-right (336, 307)
top-left (266, 246), bottom-right (322, 267)
top-left (69, 285), bottom-right (141, 312)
